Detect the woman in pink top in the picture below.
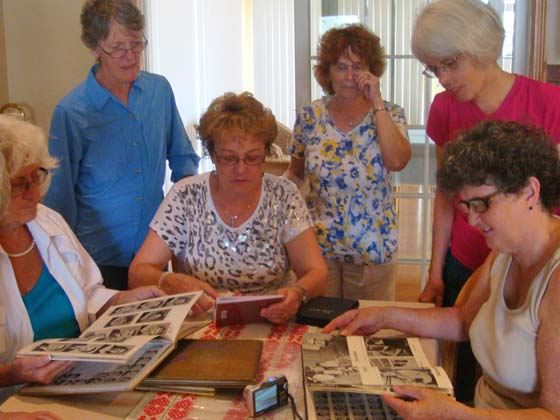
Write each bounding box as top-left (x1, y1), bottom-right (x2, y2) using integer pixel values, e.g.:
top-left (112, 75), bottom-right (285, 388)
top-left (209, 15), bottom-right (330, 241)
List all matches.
top-left (411, 0), bottom-right (560, 402)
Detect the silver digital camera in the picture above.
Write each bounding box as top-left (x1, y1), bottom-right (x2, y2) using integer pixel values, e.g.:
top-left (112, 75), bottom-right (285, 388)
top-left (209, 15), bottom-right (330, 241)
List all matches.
top-left (243, 375), bottom-right (289, 417)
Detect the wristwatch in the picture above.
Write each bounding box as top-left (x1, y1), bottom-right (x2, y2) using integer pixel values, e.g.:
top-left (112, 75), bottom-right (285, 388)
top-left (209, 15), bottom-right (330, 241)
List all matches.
top-left (293, 284), bottom-right (309, 305)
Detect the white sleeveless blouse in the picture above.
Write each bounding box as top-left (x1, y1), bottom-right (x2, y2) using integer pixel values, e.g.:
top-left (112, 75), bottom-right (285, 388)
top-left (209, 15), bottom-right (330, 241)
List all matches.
top-left (469, 248), bottom-right (560, 408)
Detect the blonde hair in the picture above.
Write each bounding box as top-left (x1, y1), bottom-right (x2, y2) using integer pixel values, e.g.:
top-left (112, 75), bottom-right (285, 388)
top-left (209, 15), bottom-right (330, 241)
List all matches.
top-left (0, 116), bottom-right (58, 201)
top-left (412, 0), bottom-right (504, 64)
top-left (196, 92), bottom-right (277, 156)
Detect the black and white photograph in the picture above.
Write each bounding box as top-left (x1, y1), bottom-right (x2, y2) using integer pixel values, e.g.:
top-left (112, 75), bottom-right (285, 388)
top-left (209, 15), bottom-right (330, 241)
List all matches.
top-left (32, 342), bottom-right (69, 352)
top-left (64, 343), bottom-right (105, 354)
top-left (365, 338), bottom-right (413, 358)
top-left (378, 368), bottom-right (437, 387)
top-left (105, 326), bottom-right (141, 342)
top-left (163, 294), bottom-right (194, 307)
top-left (105, 314), bottom-right (136, 328)
top-left (137, 299), bottom-right (164, 311)
top-left (109, 304), bottom-right (139, 316)
top-left (136, 309), bottom-right (170, 324)
top-left (139, 323), bottom-right (169, 336)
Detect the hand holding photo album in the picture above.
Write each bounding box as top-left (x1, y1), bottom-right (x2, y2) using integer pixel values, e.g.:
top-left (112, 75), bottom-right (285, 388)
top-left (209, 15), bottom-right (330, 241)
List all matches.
top-left (18, 291), bottom-right (203, 395)
top-left (214, 294), bottom-right (283, 327)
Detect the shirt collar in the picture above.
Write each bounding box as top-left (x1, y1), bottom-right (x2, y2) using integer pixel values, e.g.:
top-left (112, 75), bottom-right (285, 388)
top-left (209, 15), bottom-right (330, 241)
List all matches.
top-left (86, 64), bottom-right (144, 111)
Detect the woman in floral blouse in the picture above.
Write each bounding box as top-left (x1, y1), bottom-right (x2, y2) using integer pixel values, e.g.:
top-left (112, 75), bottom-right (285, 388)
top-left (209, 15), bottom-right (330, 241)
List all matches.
top-left (287, 24), bottom-right (411, 300)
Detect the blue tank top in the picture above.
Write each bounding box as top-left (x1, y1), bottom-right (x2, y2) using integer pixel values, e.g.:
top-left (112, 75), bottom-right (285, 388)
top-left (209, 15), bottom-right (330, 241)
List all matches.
top-left (22, 264), bottom-right (81, 340)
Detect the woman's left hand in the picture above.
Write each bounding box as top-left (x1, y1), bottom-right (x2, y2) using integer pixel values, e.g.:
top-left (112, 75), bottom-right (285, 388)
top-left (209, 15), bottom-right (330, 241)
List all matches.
top-left (354, 71), bottom-right (382, 104)
top-left (382, 385), bottom-right (470, 420)
top-left (98, 286), bottom-right (165, 316)
top-left (260, 287), bottom-right (301, 324)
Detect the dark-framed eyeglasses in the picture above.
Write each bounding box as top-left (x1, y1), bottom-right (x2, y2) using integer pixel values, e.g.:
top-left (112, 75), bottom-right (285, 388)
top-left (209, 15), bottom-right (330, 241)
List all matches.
top-left (11, 167), bottom-right (50, 196)
top-left (98, 36), bottom-right (148, 59)
top-left (214, 153), bottom-right (266, 166)
top-left (457, 190), bottom-right (502, 215)
top-left (422, 56), bottom-right (460, 79)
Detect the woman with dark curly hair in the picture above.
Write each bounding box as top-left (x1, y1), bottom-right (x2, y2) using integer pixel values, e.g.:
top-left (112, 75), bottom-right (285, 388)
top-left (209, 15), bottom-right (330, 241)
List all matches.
top-left (130, 92), bottom-right (327, 324)
top-left (325, 120), bottom-right (560, 417)
top-left (286, 24), bottom-right (411, 301)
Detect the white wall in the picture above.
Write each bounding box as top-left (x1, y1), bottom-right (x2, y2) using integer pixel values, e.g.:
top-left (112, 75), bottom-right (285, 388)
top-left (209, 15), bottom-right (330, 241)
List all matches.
top-left (2, 0), bottom-right (92, 131)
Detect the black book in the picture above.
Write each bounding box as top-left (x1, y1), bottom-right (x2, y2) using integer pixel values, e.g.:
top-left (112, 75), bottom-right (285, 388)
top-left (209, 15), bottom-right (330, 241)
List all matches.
top-left (295, 296), bottom-right (359, 327)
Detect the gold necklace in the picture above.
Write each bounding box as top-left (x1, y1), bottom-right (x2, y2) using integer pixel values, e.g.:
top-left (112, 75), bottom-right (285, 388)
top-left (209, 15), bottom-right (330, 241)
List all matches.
top-left (5, 240), bottom-right (36, 258)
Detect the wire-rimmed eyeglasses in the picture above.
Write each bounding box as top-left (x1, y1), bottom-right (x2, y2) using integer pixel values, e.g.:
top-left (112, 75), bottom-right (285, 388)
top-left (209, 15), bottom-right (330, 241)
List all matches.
top-left (98, 36), bottom-right (148, 59)
top-left (11, 167), bottom-right (49, 196)
top-left (422, 56), bottom-right (460, 79)
top-left (214, 153), bottom-right (266, 166)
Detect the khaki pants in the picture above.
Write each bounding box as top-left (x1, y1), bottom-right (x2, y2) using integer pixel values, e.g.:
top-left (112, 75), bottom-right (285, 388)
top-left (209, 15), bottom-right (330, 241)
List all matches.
top-left (325, 259), bottom-right (395, 301)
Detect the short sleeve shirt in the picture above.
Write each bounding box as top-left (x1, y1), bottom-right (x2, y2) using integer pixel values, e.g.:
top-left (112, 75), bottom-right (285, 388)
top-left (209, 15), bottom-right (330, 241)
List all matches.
top-left (290, 97), bottom-right (408, 264)
top-left (150, 172), bottom-right (313, 293)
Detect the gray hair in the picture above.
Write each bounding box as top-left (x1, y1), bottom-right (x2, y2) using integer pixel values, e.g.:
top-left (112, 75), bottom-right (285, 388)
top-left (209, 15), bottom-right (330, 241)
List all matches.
top-left (0, 116), bottom-right (58, 201)
top-left (411, 0), bottom-right (504, 64)
top-left (81, 0), bottom-right (144, 50)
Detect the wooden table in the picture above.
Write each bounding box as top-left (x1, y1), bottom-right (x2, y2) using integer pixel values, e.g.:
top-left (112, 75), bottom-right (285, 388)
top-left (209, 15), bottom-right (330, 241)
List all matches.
top-left (1, 301), bottom-right (437, 419)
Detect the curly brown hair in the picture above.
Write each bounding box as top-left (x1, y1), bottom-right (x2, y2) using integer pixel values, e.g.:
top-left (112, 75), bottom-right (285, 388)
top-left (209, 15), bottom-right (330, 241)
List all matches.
top-left (437, 120), bottom-right (560, 212)
top-left (314, 24), bottom-right (385, 95)
top-left (81, 0), bottom-right (144, 49)
top-left (196, 92), bottom-right (277, 156)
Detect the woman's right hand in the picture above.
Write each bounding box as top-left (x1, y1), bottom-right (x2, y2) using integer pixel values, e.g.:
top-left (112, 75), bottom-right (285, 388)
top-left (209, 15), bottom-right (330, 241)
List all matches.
top-left (6, 355), bottom-right (74, 385)
top-left (323, 307), bottom-right (386, 336)
top-left (160, 273), bottom-right (217, 314)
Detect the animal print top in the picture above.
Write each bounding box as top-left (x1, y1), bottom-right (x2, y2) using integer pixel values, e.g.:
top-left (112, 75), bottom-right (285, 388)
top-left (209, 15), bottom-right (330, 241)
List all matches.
top-left (150, 172), bottom-right (313, 293)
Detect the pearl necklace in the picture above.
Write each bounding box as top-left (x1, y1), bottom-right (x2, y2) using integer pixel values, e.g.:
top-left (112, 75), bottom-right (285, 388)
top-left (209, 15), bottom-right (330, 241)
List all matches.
top-left (6, 240), bottom-right (36, 258)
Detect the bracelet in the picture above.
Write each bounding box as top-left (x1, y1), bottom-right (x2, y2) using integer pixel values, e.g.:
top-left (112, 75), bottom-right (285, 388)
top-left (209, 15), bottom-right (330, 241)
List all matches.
top-left (158, 271), bottom-right (173, 288)
top-left (373, 105), bottom-right (386, 115)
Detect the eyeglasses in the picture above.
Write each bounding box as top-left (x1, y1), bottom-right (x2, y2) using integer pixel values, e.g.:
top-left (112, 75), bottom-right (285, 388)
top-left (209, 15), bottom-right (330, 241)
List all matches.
top-left (98, 36), bottom-right (148, 59)
top-left (214, 153), bottom-right (266, 166)
top-left (11, 167), bottom-right (49, 196)
top-left (457, 190), bottom-right (502, 215)
top-left (331, 63), bottom-right (368, 75)
top-left (422, 56), bottom-right (460, 79)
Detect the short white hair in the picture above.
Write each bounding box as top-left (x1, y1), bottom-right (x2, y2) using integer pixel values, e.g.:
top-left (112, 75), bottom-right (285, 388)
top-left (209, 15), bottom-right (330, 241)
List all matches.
top-left (411, 0), bottom-right (504, 64)
top-left (0, 116), bottom-right (58, 200)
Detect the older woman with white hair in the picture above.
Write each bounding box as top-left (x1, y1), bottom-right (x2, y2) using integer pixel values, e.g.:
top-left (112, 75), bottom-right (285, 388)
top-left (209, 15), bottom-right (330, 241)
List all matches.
top-left (0, 116), bottom-right (162, 401)
top-left (412, 0), bottom-right (560, 402)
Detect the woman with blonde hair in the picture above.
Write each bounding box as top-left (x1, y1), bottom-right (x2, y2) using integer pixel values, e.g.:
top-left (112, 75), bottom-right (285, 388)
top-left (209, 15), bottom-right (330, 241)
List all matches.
top-left (130, 92), bottom-right (327, 324)
top-left (0, 116), bottom-right (162, 403)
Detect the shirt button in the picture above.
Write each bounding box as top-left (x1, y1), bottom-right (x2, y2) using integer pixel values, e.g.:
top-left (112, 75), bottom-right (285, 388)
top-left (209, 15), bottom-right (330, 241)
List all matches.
top-left (136, 196), bottom-right (143, 201)
top-left (136, 169), bottom-right (142, 174)
top-left (129, 114), bottom-right (133, 119)
top-left (133, 222), bottom-right (140, 227)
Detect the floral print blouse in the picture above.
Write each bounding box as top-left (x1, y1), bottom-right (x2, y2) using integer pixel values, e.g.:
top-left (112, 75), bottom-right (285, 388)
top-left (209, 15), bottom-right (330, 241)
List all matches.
top-left (290, 96), bottom-right (408, 265)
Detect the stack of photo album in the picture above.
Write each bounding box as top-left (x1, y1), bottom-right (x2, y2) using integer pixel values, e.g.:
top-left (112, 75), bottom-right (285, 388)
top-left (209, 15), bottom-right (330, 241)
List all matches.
top-left (17, 291), bottom-right (203, 395)
top-left (302, 333), bottom-right (453, 420)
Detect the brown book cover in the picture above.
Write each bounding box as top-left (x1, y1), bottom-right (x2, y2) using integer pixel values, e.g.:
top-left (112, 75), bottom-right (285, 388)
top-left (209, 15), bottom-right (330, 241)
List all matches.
top-left (141, 339), bottom-right (263, 389)
top-left (214, 295), bottom-right (283, 327)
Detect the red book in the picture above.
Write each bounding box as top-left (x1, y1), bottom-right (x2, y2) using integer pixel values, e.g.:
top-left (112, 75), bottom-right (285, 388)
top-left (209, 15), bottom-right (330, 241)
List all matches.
top-left (214, 295), bottom-right (283, 327)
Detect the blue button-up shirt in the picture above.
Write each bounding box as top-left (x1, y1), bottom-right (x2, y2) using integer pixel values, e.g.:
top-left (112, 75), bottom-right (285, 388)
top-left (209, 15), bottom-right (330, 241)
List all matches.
top-left (45, 66), bottom-right (199, 267)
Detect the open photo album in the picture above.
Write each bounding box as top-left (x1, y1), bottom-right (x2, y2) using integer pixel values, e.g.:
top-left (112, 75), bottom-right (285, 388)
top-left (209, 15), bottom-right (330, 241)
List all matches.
top-left (302, 333), bottom-right (453, 397)
top-left (17, 291), bottom-right (203, 395)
